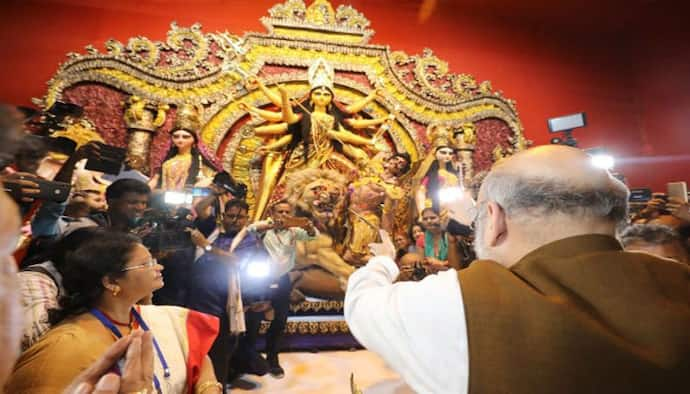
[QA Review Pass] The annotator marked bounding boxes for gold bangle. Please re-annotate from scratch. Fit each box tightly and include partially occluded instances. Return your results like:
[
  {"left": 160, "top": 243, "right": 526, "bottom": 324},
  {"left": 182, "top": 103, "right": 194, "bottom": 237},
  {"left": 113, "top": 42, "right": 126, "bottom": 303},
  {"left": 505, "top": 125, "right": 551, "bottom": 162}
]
[{"left": 195, "top": 381, "right": 223, "bottom": 394}]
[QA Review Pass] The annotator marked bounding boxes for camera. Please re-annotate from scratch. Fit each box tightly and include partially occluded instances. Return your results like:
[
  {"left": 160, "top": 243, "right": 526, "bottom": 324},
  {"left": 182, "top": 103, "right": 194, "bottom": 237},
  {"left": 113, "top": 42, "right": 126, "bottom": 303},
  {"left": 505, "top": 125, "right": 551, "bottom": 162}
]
[
  {"left": 135, "top": 207, "right": 195, "bottom": 253},
  {"left": 213, "top": 171, "right": 247, "bottom": 199},
  {"left": 412, "top": 262, "right": 427, "bottom": 281}
]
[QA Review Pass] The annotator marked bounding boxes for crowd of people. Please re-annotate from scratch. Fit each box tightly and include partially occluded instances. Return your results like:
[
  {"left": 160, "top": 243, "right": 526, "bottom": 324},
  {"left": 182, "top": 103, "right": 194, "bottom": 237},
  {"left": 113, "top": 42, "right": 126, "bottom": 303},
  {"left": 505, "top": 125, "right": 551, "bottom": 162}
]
[{"left": 0, "top": 100, "right": 689, "bottom": 394}]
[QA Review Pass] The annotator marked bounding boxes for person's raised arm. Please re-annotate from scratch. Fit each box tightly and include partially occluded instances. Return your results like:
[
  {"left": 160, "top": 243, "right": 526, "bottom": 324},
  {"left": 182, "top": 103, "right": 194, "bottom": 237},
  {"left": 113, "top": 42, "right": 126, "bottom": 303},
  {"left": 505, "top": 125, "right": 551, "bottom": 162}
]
[{"left": 344, "top": 230, "right": 469, "bottom": 393}]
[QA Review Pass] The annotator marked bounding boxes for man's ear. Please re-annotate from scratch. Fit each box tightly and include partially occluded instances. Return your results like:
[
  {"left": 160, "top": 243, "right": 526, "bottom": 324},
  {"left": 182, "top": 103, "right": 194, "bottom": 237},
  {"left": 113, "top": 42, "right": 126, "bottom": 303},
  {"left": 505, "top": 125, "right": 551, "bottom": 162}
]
[{"left": 486, "top": 201, "right": 507, "bottom": 247}]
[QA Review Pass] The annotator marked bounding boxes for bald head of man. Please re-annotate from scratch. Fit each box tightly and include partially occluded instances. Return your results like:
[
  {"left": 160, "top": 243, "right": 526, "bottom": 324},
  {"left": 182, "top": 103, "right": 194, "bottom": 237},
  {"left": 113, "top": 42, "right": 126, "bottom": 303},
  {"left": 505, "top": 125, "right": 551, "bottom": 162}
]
[{"left": 473, "top": 145, "right": 629, "bottom": 267}]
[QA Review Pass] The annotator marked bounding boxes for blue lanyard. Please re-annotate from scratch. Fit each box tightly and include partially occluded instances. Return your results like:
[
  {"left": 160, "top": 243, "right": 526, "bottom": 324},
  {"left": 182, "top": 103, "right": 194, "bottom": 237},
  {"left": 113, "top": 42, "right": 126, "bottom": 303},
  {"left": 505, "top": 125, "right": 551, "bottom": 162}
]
[{"left": 90, "top": 308, "right": 170, "bottom": 393}]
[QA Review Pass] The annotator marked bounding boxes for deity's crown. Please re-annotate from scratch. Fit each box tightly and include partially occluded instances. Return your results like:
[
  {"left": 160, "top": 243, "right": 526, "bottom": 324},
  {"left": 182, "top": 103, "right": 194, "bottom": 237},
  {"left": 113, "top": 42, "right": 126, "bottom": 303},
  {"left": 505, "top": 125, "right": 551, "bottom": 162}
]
[
  {"left": 428, "top": 123, "right": 453, "bottom": 149},
  {"left": 173, "top": 102, "right": 203, "bottom": 133},
  {"left": 308, "top": 58, "right": 335, "bottom": 90}
]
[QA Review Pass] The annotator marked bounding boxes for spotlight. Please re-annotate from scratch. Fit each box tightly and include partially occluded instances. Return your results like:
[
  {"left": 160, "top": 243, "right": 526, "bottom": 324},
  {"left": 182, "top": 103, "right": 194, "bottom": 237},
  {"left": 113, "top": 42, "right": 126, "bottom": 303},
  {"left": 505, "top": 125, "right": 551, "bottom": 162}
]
[
  {"left": 245, "top": 259, "right": 271, "bottom": 279},
  {"left": 438, "top": 186, "right": 464, "bottom": 205},
  {"left": 163, "top": 191, "right": 193, "bottom": 205},
  {"left": 585, "top": 147, "right": 615, "bottom": 170}
]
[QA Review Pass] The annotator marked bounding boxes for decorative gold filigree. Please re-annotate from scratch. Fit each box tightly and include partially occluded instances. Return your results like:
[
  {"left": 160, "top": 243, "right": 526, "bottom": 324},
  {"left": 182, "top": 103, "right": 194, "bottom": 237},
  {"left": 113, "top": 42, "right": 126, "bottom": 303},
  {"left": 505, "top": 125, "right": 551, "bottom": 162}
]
[
  {"left": 290, "top": 300, "right": 344, "bottom": 313},
  {"left": 389, "top": 48, "right": 505, "bottom": 107},
  {"left": 262, "top": 0, "right": 374, "bottom": 44},
  {"left": 259, "top": 320, "right": 351, "bottom": 335},
  {"left": 41, "top": 22, "right": 246, "bottom": 109},
  {"left": 306, "top": 0, "right": 336, "bottom": 25},
  {"left": 40, "top": 0, "right": 527, "bottom": 191}
]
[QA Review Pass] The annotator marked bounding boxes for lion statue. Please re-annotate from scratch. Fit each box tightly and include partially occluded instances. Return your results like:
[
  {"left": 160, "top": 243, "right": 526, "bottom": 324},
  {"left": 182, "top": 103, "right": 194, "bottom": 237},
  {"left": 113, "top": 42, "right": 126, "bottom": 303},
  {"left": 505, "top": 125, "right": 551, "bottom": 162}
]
[{"left": 283, "top": 168, "right": 355, "bottom": 299}]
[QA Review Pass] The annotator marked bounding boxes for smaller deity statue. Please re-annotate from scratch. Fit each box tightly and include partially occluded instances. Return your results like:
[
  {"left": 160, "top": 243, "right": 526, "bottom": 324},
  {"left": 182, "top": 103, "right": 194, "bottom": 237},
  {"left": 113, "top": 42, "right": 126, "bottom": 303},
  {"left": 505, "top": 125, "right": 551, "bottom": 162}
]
[
  {"left": 453, "top": 123, "right": 476, "bottom": 185},
  {"left": 149, "top": 103, "right": 222, "bottom": 191},
  {"left": 122, "top": 96, "right": 168, "bottom": 174},
  {"left": 413, "top": 123, "right": 462, "bottom": 216},
  {"left": 343, "top": 151, "right": 412, "bottom": 266}
]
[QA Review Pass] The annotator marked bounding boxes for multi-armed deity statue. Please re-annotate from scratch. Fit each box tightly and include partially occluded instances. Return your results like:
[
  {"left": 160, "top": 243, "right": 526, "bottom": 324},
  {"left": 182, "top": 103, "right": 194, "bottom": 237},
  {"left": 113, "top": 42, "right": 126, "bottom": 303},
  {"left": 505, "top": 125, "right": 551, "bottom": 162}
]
[
  {"left": 36, "top": 0, "right": 529, "bottom": 302},
  {"left": 242, "top": 58, "right": 392, "bottom": 221}
]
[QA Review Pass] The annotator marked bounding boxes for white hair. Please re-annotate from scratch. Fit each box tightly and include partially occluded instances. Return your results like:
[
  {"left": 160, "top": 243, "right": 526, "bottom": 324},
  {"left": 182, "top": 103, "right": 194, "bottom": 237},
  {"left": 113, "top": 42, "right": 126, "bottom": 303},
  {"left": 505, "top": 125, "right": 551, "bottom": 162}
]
[{"left": 479, "top": 172, "right": 630, "bottom": 226}]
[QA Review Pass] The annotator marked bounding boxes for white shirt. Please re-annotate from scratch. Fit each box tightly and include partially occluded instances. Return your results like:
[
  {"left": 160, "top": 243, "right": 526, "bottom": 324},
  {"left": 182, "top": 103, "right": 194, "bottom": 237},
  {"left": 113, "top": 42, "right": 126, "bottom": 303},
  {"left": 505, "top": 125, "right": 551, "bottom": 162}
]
[
  {"left": 344, "top": 256, "right": 469, "bottom": 394},
  {"left": 247, "top": 220, "right": 318, "bottom": 277}
]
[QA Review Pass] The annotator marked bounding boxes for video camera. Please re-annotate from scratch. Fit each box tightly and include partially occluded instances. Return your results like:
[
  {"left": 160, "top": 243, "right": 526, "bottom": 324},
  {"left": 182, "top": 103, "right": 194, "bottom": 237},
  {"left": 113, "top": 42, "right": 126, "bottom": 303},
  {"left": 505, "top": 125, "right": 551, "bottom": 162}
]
[
  {"left": 162, "top": 171, "right": 248, "bottom": 205},
  {"left": 135, "top": 207, "right": 195, "bottom": 253},
  {"left": 212, "top": 171, "right": 247, "bottom": 199}
]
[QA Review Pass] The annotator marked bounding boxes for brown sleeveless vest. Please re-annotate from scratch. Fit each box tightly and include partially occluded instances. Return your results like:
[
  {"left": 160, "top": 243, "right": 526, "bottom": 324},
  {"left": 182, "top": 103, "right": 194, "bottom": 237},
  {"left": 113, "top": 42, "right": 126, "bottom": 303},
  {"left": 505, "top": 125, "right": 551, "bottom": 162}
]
[{"left": 458, "top": 235, "right": 690, "bottom": 394}]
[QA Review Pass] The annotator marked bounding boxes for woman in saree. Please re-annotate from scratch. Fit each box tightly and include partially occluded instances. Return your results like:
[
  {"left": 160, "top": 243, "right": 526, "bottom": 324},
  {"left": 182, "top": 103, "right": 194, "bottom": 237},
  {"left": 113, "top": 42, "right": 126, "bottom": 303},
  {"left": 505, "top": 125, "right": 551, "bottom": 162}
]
[{"left": 6, "top": 231, "right": 221, "bottom": 394}]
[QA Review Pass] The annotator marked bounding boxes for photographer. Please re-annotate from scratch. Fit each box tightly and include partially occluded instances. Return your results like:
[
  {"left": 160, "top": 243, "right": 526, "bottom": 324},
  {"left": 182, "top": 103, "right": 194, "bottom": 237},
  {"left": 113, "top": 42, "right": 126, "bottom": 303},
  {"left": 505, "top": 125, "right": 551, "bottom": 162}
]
[
  {"left": 246, "top": 200, "right": 318, "bottom": 378},
  {"left": 633, "top": 193, "right": 689, "bottom": 230},
  {"left": 89, "top": 178, "right": 151, "bottom": 232},
  {"left": 28, "top": 142, "right": 103, "bottom": 238},
  {"left": 186, "top": 199, "right": 271, "bottom": 391}
]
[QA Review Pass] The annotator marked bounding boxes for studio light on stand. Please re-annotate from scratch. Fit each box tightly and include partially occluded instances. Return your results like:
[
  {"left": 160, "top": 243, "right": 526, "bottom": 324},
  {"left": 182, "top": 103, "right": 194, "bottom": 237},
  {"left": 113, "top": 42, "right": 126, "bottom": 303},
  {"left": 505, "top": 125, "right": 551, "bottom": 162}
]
[{"left": 548, "top": 112, "right": 586, "bottom": 147}]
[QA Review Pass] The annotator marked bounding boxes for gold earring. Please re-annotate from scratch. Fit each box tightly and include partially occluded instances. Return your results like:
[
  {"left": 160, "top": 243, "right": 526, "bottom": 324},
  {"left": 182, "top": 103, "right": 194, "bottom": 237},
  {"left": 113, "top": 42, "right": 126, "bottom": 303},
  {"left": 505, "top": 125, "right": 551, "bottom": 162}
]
[{"left": 112, "top": 286, "right": 120, "bottom": 297}]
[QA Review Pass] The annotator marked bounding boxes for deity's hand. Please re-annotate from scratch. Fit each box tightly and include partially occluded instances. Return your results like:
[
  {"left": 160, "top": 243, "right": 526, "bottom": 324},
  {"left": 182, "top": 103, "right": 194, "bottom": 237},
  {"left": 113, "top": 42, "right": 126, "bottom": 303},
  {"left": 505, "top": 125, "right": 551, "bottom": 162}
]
[
  {"left": 255, "top": 146, "right": 269, "bottom": 157},
  {"left": 245, "top": 76, "right": 259, "bottom": 90},
  {"left": 372, "top": 137, "right": 389, "bottom": 153}
]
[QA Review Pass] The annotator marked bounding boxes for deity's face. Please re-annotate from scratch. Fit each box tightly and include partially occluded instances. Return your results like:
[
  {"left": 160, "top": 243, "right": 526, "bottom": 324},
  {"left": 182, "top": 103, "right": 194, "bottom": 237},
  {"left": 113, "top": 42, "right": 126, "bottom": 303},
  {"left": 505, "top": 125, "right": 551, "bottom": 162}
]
[
  {"left": 310, "top": 87, "right": 333, "bottom": 109},
  {"left": 435, "top": 146, "right": 455, "bottom": 165},
  {"left": 384, "top": 155, "right": 410, "bottom": 177},
  {"left": 171, "top": 129, "right": 195, "bottom": 152}
]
